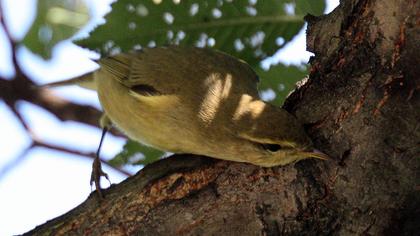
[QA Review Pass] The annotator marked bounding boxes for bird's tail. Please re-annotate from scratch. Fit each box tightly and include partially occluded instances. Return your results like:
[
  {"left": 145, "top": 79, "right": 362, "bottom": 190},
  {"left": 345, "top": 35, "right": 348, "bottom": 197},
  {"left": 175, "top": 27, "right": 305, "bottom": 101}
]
[{"left": 39, "top": 72, "right": 97, "bottom": 90}]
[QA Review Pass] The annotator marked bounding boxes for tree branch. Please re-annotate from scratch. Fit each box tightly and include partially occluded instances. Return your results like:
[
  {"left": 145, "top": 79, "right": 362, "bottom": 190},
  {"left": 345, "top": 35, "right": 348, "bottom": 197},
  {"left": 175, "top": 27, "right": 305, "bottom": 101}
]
[
  {"left": 0, "top": 0, "right": 24, "bottom": 80},
  {"left": 32, "top": 138, "right": 132, "bottom": 177}
]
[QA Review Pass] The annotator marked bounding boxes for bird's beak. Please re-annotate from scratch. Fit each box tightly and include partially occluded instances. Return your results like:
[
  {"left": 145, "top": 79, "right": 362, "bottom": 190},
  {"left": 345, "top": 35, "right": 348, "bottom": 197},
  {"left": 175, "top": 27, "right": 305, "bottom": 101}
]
[{"left": 300, "top": 149, "right": 329, "bottom": 160}]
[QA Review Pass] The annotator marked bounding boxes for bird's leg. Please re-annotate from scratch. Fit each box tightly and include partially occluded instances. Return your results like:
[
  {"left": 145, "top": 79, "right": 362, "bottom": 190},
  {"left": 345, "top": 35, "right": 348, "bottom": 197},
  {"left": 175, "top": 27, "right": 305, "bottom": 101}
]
[{"left": 90, "top": 115, "right": 112, "bottom": 199}]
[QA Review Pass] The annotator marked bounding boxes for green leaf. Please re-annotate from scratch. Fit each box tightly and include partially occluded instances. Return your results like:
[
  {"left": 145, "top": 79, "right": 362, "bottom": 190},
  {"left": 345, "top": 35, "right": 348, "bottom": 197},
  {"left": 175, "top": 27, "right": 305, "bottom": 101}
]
[
  {"left": 294, "top": 0, "right": 326, "bottom": 16},
  {"left": 22, "top": 0, "right": 90, "bottom": 59},
  {"left": 108, "top": 140, "right": 165, "bottom": 167},
  {"left": 256, "top": 64, "right": 308, "bottom": 106},
  {"left": 77, "top": 0, "right": 324, "bottom": 66}
]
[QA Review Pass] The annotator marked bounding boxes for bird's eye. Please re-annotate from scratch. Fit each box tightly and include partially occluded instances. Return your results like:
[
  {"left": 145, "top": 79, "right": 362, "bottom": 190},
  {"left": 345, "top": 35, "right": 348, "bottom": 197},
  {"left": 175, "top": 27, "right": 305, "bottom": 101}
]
[
  {"left": 261, "top": 143, "right": 282, "bottom": 152},
  {"left": 130, "top": 84, "right": 160, "bottom": 96}
]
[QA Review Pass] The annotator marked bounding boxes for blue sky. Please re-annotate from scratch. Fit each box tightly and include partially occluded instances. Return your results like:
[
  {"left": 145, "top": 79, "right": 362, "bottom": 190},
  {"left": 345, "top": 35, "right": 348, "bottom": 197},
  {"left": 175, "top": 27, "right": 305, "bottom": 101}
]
[{"left": 0, "top": 0, "right": 339, "bottom": 235}]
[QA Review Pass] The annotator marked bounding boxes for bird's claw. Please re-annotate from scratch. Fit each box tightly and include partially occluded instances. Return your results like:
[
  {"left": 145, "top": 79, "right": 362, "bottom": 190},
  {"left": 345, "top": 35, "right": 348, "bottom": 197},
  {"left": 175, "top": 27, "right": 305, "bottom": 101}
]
[{"left": 90, "top": 156, "right": 110, "bottom": 199}]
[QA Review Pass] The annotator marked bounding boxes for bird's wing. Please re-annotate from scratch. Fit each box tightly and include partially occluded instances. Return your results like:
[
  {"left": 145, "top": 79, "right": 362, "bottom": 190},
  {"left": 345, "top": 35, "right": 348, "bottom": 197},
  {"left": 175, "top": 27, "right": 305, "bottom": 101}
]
[
  {"left": 98, "top": 47, "right": 260, "bottom": 97},
  {"left": 98, "top": 52, "right": 162, "bottom": 96},
  {"left": 98, "top": 53, "right": 132, "bottom": 84}
]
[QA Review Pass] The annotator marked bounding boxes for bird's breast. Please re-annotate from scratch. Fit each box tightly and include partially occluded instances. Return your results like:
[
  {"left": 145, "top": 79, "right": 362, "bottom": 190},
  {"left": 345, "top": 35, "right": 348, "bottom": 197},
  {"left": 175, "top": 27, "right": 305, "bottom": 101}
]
[{"left": 95, "top": 71, "right": 200, "bottom": 153}]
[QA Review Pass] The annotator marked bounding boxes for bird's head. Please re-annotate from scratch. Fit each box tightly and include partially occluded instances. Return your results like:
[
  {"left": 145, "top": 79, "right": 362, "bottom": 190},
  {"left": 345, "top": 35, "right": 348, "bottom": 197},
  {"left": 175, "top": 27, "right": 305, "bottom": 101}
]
[
  {"left": 232, "top": 97, "right": 328, "bottom": 167},
  {"left": 238, "top": 130, "right": 328, "bottom": 167}
]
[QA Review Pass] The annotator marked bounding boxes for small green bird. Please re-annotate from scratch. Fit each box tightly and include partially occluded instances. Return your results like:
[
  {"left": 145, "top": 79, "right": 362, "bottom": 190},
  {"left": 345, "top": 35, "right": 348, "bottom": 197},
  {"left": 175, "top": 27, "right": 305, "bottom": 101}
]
[{"left": 45, "top": 46, "right": 327, "bottom": 195}]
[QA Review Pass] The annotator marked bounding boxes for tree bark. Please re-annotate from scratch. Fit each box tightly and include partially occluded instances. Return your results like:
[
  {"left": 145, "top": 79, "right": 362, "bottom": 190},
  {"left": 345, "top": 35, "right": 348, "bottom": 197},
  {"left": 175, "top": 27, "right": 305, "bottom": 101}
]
[{"left": 24, "top": 0, "right": 419, "bottom": 235}]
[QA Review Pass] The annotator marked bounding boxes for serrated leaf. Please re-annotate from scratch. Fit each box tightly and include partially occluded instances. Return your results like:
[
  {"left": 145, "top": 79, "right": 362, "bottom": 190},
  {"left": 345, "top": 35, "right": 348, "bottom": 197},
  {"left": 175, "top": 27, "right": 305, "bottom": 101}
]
[
  {"left": 256, "top": 64, "right": 308, "bottom": 106},
  {"left": 108, "top": 140, "right": 165, "bottom": 167},
  {"left": 22, "top": 0, "right": 90, "bottom": 59},
  {"left": 77, "top": 0, "right": 324, "bottom": 66}
]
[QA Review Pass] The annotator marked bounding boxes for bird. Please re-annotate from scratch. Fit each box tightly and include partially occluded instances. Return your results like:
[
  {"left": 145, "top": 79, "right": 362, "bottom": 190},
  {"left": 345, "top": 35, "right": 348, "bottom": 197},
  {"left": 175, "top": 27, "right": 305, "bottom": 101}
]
[{"left": 44, "top": 46, "right": 327, "bottom": 196}]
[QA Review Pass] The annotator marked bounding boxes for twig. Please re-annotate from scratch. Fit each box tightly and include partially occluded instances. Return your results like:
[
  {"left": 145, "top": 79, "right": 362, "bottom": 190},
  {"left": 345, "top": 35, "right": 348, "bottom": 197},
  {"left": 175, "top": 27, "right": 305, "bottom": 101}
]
[
  {"left": 0, "top": 79, "right": 124, "bottom": 137},
  {"left": 0, "top": 139, "right": 132, "bottom": 182},
  {"left": 0, "top": 1, "right": 24, "bottom": 79},
  {"left": 33, "top": 138, "right": 132, "bottom": 177},
  {"left": 0, "top": 144, "right": 33, "bottom": 179},
  {"left": 7, "top": 101, "right": 31, "bottom": 132},
  {"left": 0, "top": 2, "right": 14, "bottom": 43}
]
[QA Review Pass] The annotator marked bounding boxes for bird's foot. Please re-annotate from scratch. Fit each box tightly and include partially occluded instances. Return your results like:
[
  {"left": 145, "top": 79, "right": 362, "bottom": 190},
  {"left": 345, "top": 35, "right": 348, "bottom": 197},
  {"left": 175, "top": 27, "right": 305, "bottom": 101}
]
[{"left": 90, "top": 156, "right": 110, "bottom": 199}]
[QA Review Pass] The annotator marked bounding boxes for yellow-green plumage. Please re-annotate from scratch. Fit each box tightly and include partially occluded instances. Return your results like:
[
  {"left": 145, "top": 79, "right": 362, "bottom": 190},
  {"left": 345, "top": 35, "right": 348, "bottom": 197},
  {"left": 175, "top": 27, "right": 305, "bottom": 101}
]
[{"left": 46, "top": 46, "right": 327, "bottom": 167}]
